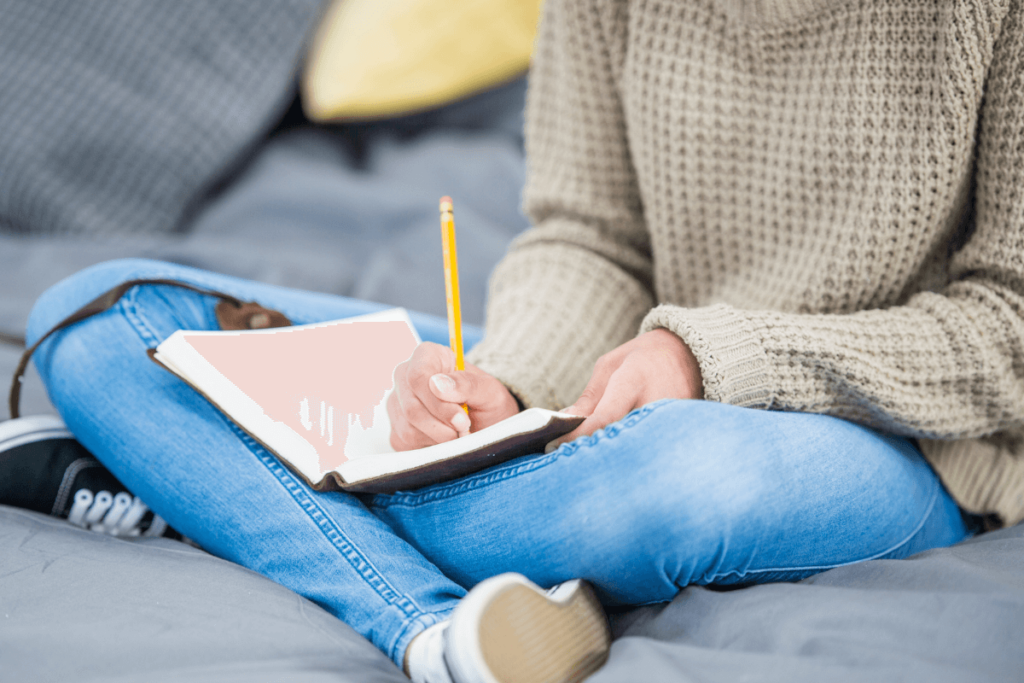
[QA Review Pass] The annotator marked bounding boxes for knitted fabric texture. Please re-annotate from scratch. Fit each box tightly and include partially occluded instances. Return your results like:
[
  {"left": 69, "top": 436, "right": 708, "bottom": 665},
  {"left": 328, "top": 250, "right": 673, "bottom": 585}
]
[
  {"left": 0, "top": 0, "right": 324, "bottom": 236},
  {"left": 468, "top": 0, "right": 1024, "bottom": 525}
]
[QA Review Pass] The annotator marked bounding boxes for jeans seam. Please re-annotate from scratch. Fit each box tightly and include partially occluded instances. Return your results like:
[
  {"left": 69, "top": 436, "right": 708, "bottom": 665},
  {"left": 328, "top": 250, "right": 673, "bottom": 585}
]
[
  {"left": 701, "top": 474, "right": 942, "bottom": 584},
  {"left": 224, "top": 422, "right": 425, "bottom": 619},
  {"left": 374, "top": 400, "right": 673, "bottom": 509},
  {"left": 121, "top": 286, "right": 165, "bottom": 348},
  {"left": 118, "top": 280, "right": 430, "bottom": 628},
  {"left": 389, "top": 612, "right": 450, "bottom": 666},
  {"left": 109, "top": 267, "right": 310, "bottom": 331}
]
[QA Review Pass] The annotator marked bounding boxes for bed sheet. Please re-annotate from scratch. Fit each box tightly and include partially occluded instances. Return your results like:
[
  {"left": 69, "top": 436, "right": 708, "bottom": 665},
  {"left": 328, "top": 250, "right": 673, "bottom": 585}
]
[{"left": 2, "top": 504, "right": 1021, "bottom": 683}]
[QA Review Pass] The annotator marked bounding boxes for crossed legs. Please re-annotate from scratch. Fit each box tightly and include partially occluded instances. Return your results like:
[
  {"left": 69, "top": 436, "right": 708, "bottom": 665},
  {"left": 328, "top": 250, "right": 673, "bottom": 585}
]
[{"left": 27, "top": 259, "right": 971, "bottom": 666}]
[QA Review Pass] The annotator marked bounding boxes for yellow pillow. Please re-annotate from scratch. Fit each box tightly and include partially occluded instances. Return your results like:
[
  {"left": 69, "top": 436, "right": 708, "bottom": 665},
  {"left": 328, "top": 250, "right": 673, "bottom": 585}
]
[{"left": 302, "top": 0, "right": 543, "bottom": 122}]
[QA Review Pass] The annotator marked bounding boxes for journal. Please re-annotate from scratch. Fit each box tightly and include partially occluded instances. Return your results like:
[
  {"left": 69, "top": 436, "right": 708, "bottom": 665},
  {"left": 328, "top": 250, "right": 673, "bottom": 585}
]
[{"left": 150, "top": 308, "right": 581, "bottom": 493}]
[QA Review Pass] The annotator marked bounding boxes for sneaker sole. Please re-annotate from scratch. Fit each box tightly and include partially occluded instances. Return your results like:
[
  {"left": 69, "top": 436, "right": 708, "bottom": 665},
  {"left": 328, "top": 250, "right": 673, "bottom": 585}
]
[
  {"left": 449, "top": 575, "right": 611, "bottom": 683},
  {"left": 0, "top": 415, "right": 72, "bottom": 452}
]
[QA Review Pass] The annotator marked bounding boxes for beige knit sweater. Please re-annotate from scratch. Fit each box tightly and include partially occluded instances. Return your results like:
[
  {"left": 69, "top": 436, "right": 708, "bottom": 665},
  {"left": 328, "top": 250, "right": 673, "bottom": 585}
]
[{"left": 467, "top": 0, "right": 1024, "bottom": 526}]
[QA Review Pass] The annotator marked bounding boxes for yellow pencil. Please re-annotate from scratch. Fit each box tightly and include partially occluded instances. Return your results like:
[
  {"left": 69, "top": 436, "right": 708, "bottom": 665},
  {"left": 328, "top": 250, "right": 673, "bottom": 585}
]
[{"left": 439, "top": 196, "right": 469, "bottom": 414}]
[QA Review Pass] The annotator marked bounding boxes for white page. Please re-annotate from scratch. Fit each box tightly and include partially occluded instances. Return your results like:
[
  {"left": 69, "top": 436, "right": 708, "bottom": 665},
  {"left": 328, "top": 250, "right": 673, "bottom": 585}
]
[{"left": 154, "top": 308, "right": 419, "bottom": 483}]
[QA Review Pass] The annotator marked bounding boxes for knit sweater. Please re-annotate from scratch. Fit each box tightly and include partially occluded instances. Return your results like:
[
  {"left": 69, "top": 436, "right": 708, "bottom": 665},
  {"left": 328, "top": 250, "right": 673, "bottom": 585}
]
[{"left": 467, "top": 0, "right": 1024, "bottom": 526}]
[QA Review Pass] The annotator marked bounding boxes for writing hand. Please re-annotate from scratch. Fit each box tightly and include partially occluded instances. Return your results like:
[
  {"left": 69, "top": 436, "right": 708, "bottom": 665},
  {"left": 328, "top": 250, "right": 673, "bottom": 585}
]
[
  {"left": 550, "top": 329, "right": 703, "bottom": 449},
  {"left": 387, "top": 342, "right": 520, "bottom": 451}
]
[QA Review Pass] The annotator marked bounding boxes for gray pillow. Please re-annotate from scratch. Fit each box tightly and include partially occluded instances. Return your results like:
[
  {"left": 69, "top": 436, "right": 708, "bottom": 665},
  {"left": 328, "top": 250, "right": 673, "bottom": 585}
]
[{"left": 0, "top": 1, "right": 323, "bottom": 237}]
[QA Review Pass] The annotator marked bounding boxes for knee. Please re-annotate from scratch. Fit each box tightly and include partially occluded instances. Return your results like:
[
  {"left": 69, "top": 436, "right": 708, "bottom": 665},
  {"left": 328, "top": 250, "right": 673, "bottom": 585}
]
[
  {"left": 558, "top": 476, "right": 724, "bottom": 602},
  {"left": 558, "top": 401, "right": 770, "bottom": 577},
  {"left": 27, "top": 258, "right": 173, "bottom": 345},
  {"left": 587, "top": 400, "right": 769, "bottom": 518},
  {"left": 582, "top": 456, "right": 755, "bottom": 555}
]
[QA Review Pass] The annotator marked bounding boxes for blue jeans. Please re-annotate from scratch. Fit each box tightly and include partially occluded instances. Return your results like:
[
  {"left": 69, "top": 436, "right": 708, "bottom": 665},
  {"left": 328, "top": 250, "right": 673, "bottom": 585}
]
[{"left": 27, "top": 259, "right": 972, "bottom": 668}]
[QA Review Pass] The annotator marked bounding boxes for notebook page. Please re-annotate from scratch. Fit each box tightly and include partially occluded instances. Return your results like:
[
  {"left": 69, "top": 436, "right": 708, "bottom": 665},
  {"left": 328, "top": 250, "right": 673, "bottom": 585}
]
[{"left": 155, "top": 308, "right": 419, "bottom": 481}]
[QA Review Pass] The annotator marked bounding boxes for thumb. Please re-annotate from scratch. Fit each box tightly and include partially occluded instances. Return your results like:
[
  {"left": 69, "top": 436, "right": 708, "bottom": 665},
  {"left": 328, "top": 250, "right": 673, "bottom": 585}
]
[
  {"left": 428, "top": 371, "right": 480, "bottom": 406},
  {"left": 563, "top": 351, "right": 624, "bottom": 417},
  {"left": 563, "top": 372, "right": 608, "bottom": 418}
]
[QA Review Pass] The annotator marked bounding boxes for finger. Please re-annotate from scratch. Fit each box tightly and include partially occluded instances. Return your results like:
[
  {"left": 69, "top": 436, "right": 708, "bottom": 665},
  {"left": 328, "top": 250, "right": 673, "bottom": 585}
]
[
  {"left": 428, "top": 370, "right": 489, "bottom": 407},
  {"left": 387, "top": 389, "right": 455, "bottom": 451},
  {"left": 390, "top": 405, "right": 457, "bottom": 450},
  {"left": 390, "top": 359, "right": 408, "bottom": 403},
  {"left": 549, "top": 370, "right": 639, "bottom": 450},
  {"left": 387, "top": 390, "right": 416, "bottom": 451},
  {"left": 395, "top": 342, "right": 470, "bottom": 434},
  {"left": 428, "top": 373, "right": 472, "bottom": 435},
  {"left": 387, "top": 390, "right": 414, "bottom": 451},
  {"left": 393, "top": 355, "right": 462, "bottom": 447},
  {"left": 396, "top": 370, "right": 461, "bottom": 446},
  {"left": 431, "top": 367, "right": 528, "bottom": 433},
  {"left": 563, "top": 350, "right": 624, "bottom": 417},
  {"left": 389, "top": 361, "right": 439, "bottom": 449},
  {"left": 404, "top": 351, "right": 469, "bottom": 426},
  {"left": 580, "top": 382, "right": 639, "bottom": 439}
]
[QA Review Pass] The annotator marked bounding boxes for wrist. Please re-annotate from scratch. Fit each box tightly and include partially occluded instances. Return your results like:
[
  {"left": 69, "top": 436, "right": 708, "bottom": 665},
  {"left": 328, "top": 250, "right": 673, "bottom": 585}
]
[
  {"left": 508, "top": 389, "right": 527, "bottom": 412},
  {"left": 640, "top": 303, "right": 774, "bottom": 408},
  {"left": 649, "top": 328, "right": 704, "bottom": 400}
]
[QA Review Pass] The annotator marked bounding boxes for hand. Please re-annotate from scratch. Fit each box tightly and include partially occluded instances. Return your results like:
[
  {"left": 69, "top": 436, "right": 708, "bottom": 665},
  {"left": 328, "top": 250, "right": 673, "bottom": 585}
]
[
  {"left": 387, "top": 342, "right": 521, "bottom": 451},
  {"left": 551, "top": 329, "right": 703, "bottom": 448}
]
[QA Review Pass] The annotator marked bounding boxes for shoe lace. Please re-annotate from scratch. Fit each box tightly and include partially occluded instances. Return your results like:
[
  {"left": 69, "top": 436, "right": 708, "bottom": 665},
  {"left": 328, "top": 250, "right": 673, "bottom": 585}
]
[{"left": 66, "top": 488, "right": 168, "bottom": 537}]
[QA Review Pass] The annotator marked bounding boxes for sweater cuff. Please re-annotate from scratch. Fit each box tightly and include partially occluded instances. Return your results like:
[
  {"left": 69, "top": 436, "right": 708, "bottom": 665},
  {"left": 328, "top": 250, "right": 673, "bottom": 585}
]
[{"left": 640, "top": 304, "right": 776, "bottom": 409}]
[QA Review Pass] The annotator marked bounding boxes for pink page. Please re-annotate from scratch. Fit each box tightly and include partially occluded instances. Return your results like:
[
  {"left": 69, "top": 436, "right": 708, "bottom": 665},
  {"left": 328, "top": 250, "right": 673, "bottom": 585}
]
[{"left": 185, "top": 320, "right": 418, "bottom": 471}]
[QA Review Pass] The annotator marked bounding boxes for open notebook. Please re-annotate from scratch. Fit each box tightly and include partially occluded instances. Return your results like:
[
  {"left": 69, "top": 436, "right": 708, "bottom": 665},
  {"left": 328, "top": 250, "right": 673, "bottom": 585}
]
[{"left": 149, "top": 309, "right": 582, "bottom": 493}]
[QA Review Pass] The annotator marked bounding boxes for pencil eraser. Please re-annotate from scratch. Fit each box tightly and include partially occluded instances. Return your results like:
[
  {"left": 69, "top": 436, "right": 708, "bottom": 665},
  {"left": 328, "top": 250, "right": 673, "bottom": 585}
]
[{"left": 439, "top": 196, "right": 453, "bottom": 210}]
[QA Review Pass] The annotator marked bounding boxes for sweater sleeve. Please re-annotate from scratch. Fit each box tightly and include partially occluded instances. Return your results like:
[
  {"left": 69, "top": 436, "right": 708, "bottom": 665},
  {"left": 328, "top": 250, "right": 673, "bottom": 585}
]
[
  {"left": 466, "top": 0, "right": 655, "bottom": 409},
  {"left": 641, "top": 5, "right": 1024, "bottom": 440}
]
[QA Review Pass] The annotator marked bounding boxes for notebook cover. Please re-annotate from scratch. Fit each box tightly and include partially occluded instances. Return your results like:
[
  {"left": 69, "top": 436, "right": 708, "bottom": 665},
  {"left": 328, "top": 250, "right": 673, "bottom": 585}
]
[
  {"left": 319, "top": 413, "right": 583, "bottom": 493},
  {"left": 147, "top": 349, "right": 583, "bottom": 494}
]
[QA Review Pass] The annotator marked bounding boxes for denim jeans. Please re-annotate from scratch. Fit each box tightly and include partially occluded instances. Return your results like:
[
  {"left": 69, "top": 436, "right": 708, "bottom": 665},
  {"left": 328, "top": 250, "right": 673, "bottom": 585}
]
[{"left": 27, "top": 259, "right": 972, "bottom": 668}]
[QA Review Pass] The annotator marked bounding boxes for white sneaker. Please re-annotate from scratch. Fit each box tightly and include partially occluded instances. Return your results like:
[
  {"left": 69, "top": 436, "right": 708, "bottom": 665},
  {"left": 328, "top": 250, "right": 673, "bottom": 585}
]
[{"left": 408, "top": 573, "right": 611, "bottom": 683}]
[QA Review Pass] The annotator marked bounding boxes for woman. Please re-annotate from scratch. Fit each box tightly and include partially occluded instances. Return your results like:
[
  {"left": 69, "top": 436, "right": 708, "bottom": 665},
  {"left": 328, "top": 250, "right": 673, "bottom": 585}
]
[{"left": 21, "top": 1, "right": 1024, "bottom": 682}]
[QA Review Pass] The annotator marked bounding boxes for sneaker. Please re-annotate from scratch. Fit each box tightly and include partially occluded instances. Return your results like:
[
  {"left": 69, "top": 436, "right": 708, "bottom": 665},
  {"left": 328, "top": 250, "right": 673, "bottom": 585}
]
[
  {"left": 0, "top": 415, "right": 174, "bottom": 537},
  {"left": 407, "top": 573, "right": 611, "bottom": 683}
]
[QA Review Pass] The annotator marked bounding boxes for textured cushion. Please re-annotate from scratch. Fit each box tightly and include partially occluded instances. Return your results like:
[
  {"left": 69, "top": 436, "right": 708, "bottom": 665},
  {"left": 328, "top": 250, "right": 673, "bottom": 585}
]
[
  {"left": 0, "top": 1, "right": 323, "bottom": 236},
  {"left": 302, "top": 0, "right": 542, "bottom": 121}
]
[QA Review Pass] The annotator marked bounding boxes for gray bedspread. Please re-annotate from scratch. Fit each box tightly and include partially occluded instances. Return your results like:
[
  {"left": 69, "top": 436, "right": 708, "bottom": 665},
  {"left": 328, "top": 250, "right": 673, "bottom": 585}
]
[{"left": 2, "top": 504, "right": 1021, "bottom": 683}]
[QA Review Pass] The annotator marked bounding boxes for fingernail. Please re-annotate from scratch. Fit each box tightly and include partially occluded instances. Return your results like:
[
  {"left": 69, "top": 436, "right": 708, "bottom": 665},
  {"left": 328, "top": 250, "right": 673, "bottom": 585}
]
[
  {"left": 452, "top": 411, "right": 470, "bottom": 432},
  {"left": 560, "top": 405, "right": 577, "bottom": 415},
  {"left": 545, "top": 440, "right": 560, "bottom": 454},
  {"left": 431, "top": 374, "right": 456, "bottom": 395}
]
